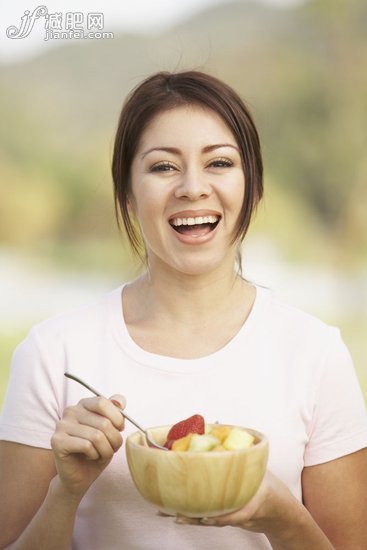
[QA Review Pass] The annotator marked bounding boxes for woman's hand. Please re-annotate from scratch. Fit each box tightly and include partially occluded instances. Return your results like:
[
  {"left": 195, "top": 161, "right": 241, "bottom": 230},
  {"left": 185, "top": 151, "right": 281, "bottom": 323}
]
[
  {"left": 197, "top": 470, "right": 295, "bottom": 533},
  {"left": 176, "top": 471, "right": 315, "bottom": 542},
  {"left": 175, "top": 470, "right": 334, "bottom": 548},
  {"left": 51, "top": 394, "right": 126, "bottom": 500},
  {"left": 174, "top": 471, "right": 283, "bottom": 529}
]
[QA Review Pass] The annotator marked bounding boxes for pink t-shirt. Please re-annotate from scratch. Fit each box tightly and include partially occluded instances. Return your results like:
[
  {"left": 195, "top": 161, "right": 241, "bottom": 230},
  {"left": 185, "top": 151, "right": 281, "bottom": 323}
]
[{"left": 1, "top": 285, "right": 366, "bottom": 549}]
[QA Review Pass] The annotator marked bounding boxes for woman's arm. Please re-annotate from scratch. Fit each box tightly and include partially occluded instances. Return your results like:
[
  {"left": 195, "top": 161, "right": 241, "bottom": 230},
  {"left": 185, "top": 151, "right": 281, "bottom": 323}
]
[
  {"left": 0, "top": 443, "right": 81, "bottom": 550},
  {"left": 0, "top": 442, "right": 58, "bottom": 548},
  {"left": 302, "top": 447, "right": 367, "bottom": 549},
  {"left": 0, "top": 394, "right": 125, "bottom": 549},
  {"left": 0, "top": 444, "right": 81, "bottom": 550}
]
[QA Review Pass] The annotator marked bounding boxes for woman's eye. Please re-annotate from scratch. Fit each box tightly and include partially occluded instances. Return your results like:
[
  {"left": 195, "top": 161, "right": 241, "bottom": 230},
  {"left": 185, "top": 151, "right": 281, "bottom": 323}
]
[
  {"left": 150, "top": 162, "right": 176, "bottom": 172},
  {"left": 209, "top": 158, "right": 233, "bottom": 168}
]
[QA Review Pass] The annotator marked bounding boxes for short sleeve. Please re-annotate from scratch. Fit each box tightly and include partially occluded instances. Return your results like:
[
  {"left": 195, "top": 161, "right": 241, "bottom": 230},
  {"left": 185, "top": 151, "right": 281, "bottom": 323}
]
[
  {"left": 304, "top": 328, "right": 367, "bottom": 466},
  {"left": 0, "top": 327, "right": 64, "bottom": 449}
]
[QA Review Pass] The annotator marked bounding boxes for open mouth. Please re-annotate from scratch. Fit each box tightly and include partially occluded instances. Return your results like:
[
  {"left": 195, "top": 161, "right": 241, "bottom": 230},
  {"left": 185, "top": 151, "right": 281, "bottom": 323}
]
[{"left": 169, "top": 215, "right": 221, "bottom": 236}]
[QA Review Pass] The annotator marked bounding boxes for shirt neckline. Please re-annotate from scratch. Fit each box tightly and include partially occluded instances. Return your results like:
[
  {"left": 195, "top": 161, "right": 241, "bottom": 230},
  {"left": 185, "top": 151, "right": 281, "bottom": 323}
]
[{"left": 109, "top": 282, "right": 266, "bottom": 373}]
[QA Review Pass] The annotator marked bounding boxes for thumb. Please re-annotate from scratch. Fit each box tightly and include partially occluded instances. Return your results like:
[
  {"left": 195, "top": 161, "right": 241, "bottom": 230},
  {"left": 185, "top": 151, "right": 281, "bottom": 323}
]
[{"left": 109, "top": 394, "right": 127, "bottom": 409}]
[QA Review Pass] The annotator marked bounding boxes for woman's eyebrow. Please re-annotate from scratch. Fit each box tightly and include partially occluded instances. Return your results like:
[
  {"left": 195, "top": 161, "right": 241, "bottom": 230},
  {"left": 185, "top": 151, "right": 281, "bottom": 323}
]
[
  {"left": 202, "top": 143, "right": 240, "bottom": 153},
  {"left": 141, "top": 146, "right": 180, "bottom": 159},
  {"left": 141, "top": 143, "right": 239, "bottom": 159}
]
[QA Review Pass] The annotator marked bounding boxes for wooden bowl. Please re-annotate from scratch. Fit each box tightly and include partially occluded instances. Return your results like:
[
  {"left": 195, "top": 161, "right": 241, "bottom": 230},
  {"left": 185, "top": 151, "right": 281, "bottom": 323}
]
[{"left": 125, "top": 424, "right": 269, "bottom": 518}]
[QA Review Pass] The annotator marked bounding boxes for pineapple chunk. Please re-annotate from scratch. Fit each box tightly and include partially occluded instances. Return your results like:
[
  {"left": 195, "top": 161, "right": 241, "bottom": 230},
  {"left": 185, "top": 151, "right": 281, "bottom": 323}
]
[
  {"left": 171, "top": 433, "right": 193, "bottom": 451},
  {"left": 209, "top": 426, "right": 232, "bottom": 443},
  {"left": 188, "top": 434, "right": 220, "bottom": 452},
  {"left": 223, "top": 428, "right": 255, "bottom": 450}
]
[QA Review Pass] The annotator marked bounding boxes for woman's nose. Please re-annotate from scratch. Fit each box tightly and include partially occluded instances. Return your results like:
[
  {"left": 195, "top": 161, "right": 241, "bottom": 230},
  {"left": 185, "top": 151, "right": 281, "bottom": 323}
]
[{"left": 174, "top": 169, "right": 212, "bottom": 201}]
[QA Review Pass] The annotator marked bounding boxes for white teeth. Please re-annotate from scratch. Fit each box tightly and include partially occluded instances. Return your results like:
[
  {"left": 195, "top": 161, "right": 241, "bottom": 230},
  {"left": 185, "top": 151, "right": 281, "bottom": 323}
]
[{"left": 171, "top": 215, "right": 219, "bottom": 227}]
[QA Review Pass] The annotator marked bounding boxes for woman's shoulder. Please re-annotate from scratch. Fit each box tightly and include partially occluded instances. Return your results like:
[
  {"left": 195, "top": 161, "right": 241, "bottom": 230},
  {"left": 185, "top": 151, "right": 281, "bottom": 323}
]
[
  {"left": 27, "top": 285, "right": 123, "bottom": 345},
  {"left": 255, "top": 284, "right": 340, "bottom": 344}
]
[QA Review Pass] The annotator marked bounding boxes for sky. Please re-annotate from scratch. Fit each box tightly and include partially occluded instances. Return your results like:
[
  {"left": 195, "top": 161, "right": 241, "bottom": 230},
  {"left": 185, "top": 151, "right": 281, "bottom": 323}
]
[{"left": 0, "top": 0, "right": 304, "bottom": 64}]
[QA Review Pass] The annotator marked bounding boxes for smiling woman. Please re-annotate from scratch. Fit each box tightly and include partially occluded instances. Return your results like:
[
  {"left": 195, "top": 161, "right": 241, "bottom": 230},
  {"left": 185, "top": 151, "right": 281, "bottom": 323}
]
[
  {"left": 0, "top": 71, "right": 366, "bottom": 550},
  {"left": 124, "top": 104, "right": 247, "bottom": 278}
]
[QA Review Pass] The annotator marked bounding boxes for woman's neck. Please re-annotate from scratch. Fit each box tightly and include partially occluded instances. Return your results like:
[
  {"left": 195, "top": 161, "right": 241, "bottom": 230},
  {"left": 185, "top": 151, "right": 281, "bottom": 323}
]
[
  {"left": 122, "top": 259, "right": 256, "bottom": 358},
  {"left": 126, "top": 261, "right": 252, "bottom": 328}
]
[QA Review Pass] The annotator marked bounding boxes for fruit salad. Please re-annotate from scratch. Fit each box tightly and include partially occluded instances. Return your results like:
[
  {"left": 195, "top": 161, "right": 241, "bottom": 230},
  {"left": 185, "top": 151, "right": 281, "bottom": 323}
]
[{"left": 164, "top": 414, "right": 255, "bottom": 452}]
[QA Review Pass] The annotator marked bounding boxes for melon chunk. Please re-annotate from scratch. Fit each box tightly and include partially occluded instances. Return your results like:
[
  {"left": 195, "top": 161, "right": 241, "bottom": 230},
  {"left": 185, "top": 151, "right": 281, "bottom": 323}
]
[
  {"left": 188, "top": 434, "right": 220, "bottom": 452},
  {"left": 223, "top": 427, "right": 255, "bottom": 450}
]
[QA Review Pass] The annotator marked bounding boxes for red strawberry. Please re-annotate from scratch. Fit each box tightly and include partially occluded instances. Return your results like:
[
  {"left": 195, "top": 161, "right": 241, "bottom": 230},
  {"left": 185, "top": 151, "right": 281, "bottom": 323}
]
[{"left": 164, "top": 414, "right": 205, "bottom": 449}]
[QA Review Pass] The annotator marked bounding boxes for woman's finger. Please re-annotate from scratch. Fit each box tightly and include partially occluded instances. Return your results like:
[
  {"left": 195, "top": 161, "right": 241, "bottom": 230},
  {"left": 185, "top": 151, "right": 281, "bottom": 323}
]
[
  {"left": 199, "top": 510, "right": 245, "bottom": 527},
  {"left": 67, "top": 408, "right": 123, "bottom": 452},
  {"left": 109, "top": 394, "right": 126, "bottom": 431},
  {"left": 51, "top": 429, "right": 100, "bottom": 461},
  {"left": 54, "top": 421, "right": 120, "bottom": 460},
  {"left": 109, "top": 394, "right": 126, "bottom": 409},
  {"left": 78, "top": 396, "right": 125, "bottom": 430},
  {"left": 175, "top": 514, "right": 201, "bottom": 525}
]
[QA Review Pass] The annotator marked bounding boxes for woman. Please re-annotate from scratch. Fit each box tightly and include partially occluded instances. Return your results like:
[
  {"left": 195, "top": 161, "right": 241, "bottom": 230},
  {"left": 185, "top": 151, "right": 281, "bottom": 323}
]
[{"left": 0, "top": 71, "right": 366, "bottom": 549}]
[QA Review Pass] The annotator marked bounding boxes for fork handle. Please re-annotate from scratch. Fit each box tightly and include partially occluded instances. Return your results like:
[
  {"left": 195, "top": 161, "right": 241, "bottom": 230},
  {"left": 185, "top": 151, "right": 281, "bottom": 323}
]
[{"left": 64, "top": 373, "right": 147, "bottom": 435}]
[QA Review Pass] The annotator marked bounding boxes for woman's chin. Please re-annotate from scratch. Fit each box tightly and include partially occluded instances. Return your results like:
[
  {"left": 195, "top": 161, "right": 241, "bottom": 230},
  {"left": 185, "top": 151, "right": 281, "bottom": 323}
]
[
  {"left": 146, "top": 243, "right": 238, "bottom": 278},
  {"left": 165, "top": 256, "right": 235, "bottom": 278}
]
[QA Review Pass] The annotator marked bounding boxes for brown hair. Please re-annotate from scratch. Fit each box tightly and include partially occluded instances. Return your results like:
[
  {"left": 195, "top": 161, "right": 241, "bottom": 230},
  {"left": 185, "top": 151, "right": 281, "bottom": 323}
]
[{"left": 112, "top": 70, "right": 263, "bottom": 257}]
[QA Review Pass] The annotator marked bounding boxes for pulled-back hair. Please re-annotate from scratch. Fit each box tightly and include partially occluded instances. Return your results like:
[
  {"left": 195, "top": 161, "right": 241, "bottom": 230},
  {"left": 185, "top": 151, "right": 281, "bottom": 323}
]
[{"left": 112, "top": 70, "right": 263, "bottom": 257}]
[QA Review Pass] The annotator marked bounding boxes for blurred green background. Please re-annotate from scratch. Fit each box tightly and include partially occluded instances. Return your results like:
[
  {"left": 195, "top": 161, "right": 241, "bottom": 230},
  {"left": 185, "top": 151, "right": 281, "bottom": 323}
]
[{"left": 1, "top": 0, "right": 366, "bottom": 405}]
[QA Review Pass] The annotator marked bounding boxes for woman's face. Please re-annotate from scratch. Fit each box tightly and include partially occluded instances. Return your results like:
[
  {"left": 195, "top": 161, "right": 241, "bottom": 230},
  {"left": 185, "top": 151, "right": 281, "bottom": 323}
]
[{"left": 129, "top": 104, "right": 245, "bottom": 276}]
